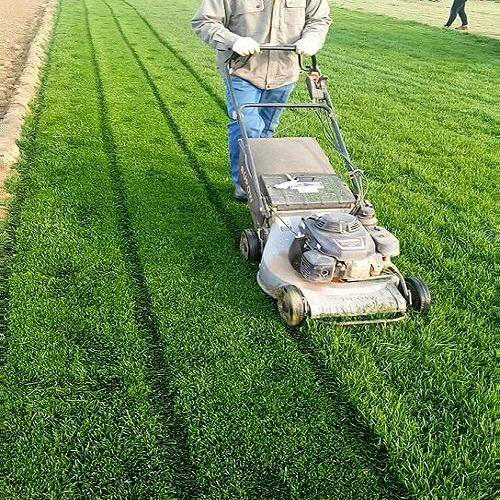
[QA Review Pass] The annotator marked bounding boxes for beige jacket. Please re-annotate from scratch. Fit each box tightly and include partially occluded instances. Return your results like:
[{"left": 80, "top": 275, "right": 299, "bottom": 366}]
[{"left": 191, "top": 0, "right": 331, "bottom": 89}]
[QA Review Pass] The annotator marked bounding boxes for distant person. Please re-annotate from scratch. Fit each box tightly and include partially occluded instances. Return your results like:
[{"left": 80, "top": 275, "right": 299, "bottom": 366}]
[{"left": 444, "top": 0, "right": 468, "bottom": 30}]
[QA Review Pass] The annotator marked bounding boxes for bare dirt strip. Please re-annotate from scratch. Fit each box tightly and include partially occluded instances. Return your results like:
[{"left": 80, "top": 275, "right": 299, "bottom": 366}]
[
  {"left": 0, "top": 0, "right": 57, "bottom": 214},
  {"left": 333, "top": 0, "right": 500, "bottom": 39},
  {"left": 0, "top": 0, "right": 49, "bottom": 118}
]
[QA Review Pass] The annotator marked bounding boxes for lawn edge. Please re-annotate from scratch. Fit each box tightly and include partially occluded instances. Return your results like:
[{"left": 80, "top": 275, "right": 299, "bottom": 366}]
[{"left": 0, "top": 0, "right": 59, "bottom": 217}]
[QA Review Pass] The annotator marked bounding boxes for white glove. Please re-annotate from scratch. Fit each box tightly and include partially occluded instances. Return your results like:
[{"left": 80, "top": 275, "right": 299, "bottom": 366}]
[
  {"left": 232, "top": 37, "right": 261, "bottom": 56},
  {"left": 295, "top": 37, "right": 322, "bottom": 57}
]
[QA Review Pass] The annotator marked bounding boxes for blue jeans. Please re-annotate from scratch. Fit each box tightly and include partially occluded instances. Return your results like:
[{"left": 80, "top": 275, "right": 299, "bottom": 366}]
[{"left": 224, "top": 77, "right": 295, "bottom": 186}]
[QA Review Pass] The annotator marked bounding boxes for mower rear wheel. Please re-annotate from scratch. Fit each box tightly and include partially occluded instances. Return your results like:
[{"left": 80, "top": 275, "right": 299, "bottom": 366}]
[
  {"left": 405, "top": 277, "right": 431, "bottom": 313},
  {"left": 240, "top": 229, "right": 261, "bottom": 262},
  {"left": 277, "top": 285, "right": 309, "bottom": 327}
]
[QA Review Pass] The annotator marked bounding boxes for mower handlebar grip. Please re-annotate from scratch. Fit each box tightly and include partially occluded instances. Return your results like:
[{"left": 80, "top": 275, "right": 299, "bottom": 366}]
[
  {"left": 259, "top": 44, "right": 297, "bottom": 51},
  {"left": 226, "top": 45, "right": 296, "bottom": 64}
]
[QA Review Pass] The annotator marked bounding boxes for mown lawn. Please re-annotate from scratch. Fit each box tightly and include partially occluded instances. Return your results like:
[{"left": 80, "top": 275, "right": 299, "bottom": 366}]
[{"left": 0, "top": 0, "right": 498, "bottom": 498}]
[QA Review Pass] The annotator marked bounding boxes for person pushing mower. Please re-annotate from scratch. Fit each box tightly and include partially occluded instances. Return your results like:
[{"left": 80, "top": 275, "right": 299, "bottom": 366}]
[{"left": 192, "top": 0, "right": 331, "bottom": 201}]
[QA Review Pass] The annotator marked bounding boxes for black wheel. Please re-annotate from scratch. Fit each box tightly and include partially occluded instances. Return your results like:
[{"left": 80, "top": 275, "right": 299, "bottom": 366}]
[
  {"left": 240, "top": 229, "right": 261, "bottom": 262},
  {"left": 404, "top": 277, "right": 431, "bottom": 313},
  {"left": 277, "top": 285, "right": 309, "bottom": 327}
]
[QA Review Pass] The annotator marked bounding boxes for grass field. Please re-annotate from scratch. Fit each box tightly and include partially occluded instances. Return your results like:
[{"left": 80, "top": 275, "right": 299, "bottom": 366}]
[{"left": 0, "top": 0, "right": 498, "bottom": 498}]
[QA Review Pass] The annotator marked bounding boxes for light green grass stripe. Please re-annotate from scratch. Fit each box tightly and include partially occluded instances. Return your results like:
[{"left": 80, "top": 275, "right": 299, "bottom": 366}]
[{"left": 0, "top": 0, "right": 181, "bottom": 496}]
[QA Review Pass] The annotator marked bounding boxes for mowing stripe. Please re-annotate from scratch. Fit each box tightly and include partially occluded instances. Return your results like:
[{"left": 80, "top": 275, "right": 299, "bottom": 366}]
[
  {"left": 118, "top": 0, "right": 226, "bottom": 113},
  {"left": 0, "top": 2, "right": 62, "bottom": 367},
  {"left": 82, "top": 0, "right": 201, "bottom": 496},
  {"left": 102, "top": 0, "right": 238, "bottom": 238}
]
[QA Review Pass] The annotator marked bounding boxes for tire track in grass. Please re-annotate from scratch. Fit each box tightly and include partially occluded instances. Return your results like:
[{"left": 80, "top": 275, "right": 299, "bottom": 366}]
[
  {"left": 288, "top": 325, "right": 411, "bottom": 500},
  {"left": 82, "top": 1, "right": 201, "bottom": 496},
  {"left": 0, "top": 1, "right": 61, "bottom": 367},
  {"left": 86, "top": 3, "right": 291, "bottom": 498},
  {"left": 100, "top": 2, "right": 412, "bottom": 497}
]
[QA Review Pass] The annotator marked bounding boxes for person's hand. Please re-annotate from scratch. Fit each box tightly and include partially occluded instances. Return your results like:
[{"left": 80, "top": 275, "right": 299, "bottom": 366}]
[
  {"left": 232, "top": 37, "right": 261, "bottom": 56},
  {"left": 296, "top": 37, "right": 322, "bottom": 57}
]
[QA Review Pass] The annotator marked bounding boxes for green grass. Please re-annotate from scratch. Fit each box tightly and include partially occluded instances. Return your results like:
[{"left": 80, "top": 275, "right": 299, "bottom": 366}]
[{"left": 0, "top": 0, "right": 498, "bottom": 498}]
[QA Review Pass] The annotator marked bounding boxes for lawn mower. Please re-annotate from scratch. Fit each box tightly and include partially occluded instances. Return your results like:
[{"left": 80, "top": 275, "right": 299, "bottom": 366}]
[{"left": 226, "top": 45, "right": 430, "bottom": 326}]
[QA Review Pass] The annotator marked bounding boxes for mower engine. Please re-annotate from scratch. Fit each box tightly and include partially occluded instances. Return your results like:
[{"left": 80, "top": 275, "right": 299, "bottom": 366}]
[{"left": 292, "top": 213, "right": 400, "bottom": 282}]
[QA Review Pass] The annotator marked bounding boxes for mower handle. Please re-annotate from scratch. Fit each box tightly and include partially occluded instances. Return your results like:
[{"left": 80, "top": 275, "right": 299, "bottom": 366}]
[
  {"left": 259, "top": 44, "right": 297, "bottom": 51},
  {"left": 227, "top": 45, "right": 318, "bottom": 72}
]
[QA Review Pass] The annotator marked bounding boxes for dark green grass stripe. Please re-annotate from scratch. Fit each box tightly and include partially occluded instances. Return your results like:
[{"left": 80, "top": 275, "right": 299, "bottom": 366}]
[
  {"left": 288, "top": 326, "right": 410, "bottom": 499},
  {"left": 0, "top": 2, "right": 62, "bottom": 367},
  {"left": 82, "top": 0, "right": 201, "bottom": 496},
  {"left": 95, "top": 5, "right": 287, "bottom": 496},
  {"left": 118, "top": 0, "right": 226, "bottom": 113},
  {"left": 99, "top": 2, "right": 410, "bottom": 497},
  {"left": 102, "top": 0, "right": 238, "bottom": 238}
]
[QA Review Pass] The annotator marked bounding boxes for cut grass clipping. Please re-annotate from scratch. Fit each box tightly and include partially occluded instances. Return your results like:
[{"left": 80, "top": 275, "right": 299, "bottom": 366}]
[{"left": 0, "top": 0, "right": 498, "bottom": 498}]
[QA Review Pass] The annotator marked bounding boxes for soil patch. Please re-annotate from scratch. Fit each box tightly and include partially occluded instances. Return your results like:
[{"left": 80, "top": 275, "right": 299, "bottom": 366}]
[{"left": 0, "top": 0, "right": 49, "bottom": 118}]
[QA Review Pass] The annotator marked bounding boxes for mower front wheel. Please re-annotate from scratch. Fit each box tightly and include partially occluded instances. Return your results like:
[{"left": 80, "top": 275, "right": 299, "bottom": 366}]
[
  {"left": 277, "top": 285, "right": 309, "bottom": 327},
  {"left": 404, "top": 277, "right": 431, "bottom": 313},
  {"left": 240, "top": 229, "right": 261, "bottom": 262}
]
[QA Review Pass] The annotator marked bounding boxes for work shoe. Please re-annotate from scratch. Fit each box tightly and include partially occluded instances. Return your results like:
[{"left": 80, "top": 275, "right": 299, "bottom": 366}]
[
  {"left": 233, "top": 184, "right": 247, "bottom": 202},
  {"left": 455, "top": 25, "right": 468, "bottom": 31}
]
